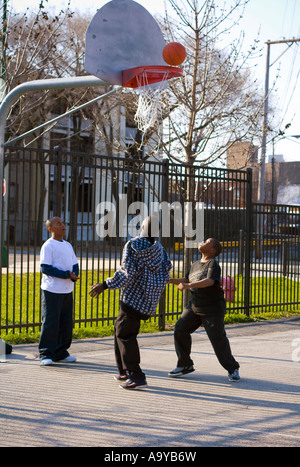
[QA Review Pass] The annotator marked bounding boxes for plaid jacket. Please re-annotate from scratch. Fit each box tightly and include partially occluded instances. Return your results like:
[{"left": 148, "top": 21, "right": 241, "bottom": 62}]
[{"left": 106, "top": 236, "right": 172, "bottom": 316}]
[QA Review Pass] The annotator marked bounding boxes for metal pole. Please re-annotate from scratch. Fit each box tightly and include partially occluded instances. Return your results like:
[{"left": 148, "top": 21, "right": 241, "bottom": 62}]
[
  {"left": 258, "top": 42, "right": 270, "bottom": 204},
  {"left": 4, "top": 85, "right": 121, "bottom": 147},
  {"left": 258, "top": 38, "right": 300, "bottom": 204},
  {"left": 158, "top": 157, "right": 169, "bottom": 331},
  {"left": 244, "top": 168, "right": 252, "bottom": 316},
  {"left": 0, "top": 75, "right": 118, "bottom": 268}
]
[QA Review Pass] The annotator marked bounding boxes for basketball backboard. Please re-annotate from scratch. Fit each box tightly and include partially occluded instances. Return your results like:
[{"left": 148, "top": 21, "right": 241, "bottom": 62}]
[{"left": 85, "top": 0, "right": 166, "bottom": 86}]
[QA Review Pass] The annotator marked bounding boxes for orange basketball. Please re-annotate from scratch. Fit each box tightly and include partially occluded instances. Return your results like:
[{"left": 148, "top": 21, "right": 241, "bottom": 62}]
[{"left": 162, "top": 42, "right": 187, "bottom": 66}]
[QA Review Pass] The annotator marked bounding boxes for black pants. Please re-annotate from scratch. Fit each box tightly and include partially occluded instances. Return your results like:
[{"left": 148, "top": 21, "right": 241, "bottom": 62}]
[
  {"left": 39, "top": 290, "right": 73, "bottom": 361},
  {"left": 174, "top": 306, "right": 239, "bottom": 374},
  {"left": 114, "top": 302, "right": 149, "bottom": 382}
]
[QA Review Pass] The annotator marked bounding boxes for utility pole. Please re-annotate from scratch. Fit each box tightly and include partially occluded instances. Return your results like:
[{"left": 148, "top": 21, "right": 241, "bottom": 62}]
[
  {"left": 259, "top": 38, "right": 300, "bottom": 203},
  {"left": 1, "top": 0, "right": 7, "bottom": 102}
]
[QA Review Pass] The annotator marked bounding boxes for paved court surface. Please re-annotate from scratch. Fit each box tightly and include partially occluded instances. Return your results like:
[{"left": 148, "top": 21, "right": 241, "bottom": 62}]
[{"left": 1, "top": 317, "right": 300, "bottom": 448}]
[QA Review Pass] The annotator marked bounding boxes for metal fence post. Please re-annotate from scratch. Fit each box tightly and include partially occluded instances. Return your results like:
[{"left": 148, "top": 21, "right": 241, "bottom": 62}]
[
  {"left": 158, "top": 157, "right": 169, "bottom": 331},
  {"left": 238, "top": 229, "right": 244, "bottom": 275},
  {"left": 244, "top": 168, "right": 252, "bottom": 316},
  {"left": 282, "top": 241, "right": 288, "bottom": 277}
]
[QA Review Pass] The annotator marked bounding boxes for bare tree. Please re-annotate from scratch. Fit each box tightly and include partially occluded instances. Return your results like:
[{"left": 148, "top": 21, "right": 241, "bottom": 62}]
[
  {"left": 149, "top": 0, "right": 266, "bottom": 302},
  {"left": 157, "top": 0, "right": 264, "bottom": 165},
  {"left": 1, "top": 2, "right": 74, "bottom": 141},
  {"left": 1, "top": 1, "right": 268, "bottom": 258},
  {"left": 1, "top": 3, "right": 130, "bottom": 160}
]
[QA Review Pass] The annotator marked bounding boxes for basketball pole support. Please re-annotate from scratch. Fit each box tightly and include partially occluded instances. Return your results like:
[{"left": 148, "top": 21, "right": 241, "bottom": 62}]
[{"left": 0, "top": 75, "right": 121, "bottom": 267}]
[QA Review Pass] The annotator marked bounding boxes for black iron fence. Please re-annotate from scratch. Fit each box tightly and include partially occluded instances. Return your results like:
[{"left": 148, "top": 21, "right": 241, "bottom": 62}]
[
  {"left": 249, "top": 203, "right": 300, "bottom": 313},
  {"left": 0, "top": 146, "right": 299, "bottom": 335}
]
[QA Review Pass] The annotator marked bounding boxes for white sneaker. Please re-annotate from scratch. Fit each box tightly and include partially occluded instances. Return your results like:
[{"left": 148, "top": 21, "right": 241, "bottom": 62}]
[
  {"left": 58, "top": 355, "right": 77, "bottom": 363},
  {"left": 168, "top": 365, "right": 195, "bottom": 377},
  {"left": 40, "top": 358, "right": 53, "bottom": 366}
]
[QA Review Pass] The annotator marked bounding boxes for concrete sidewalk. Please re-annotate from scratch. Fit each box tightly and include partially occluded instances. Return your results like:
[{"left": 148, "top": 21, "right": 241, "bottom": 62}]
[{"left": 1, "top": 317, "right": 300, "bottom": 447}]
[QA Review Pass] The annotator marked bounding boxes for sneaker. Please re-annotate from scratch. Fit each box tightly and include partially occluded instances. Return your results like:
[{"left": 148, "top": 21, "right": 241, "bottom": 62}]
[
  {"left": 114, "top": 374, "right": 128, "bottom": 381},
  {"left": 119, "top": 378, "right": 148, "bottom": 389},
  {"left": 58, "top": 355, "right": 77, "bottom": 363},
  {"left": 40, "top": 358, "right": 53, "bottom": 366},
  {"left": 228, "top": 369, "right": 240, "bottom": 382},
  {"left": 168, "top": 365, "right": 195, "bottom": 377}
]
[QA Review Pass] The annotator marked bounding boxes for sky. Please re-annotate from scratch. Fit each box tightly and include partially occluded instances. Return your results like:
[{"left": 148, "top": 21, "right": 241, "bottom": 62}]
[{"left": 8, "top": 0, "right": 300, "bottom": 163}]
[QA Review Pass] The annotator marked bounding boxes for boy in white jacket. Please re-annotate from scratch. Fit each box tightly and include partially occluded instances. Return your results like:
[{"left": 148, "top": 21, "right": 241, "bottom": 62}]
[{"left": 39, "top": 217, "right": 79, "bottom": 366}]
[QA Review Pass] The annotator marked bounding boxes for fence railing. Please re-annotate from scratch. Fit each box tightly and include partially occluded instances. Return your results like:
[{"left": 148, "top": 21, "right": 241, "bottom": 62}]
[
  {"left": 249, "top": 203, "right": 300, "bottom": 313},
  {"left": 0, "top": 146, "right": 299, "bottom": 335}
]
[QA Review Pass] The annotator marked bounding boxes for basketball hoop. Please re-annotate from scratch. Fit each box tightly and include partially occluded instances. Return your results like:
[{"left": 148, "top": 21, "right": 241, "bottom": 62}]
[{"left": 122, "top": 66, "right": 183, "bottom": 133}]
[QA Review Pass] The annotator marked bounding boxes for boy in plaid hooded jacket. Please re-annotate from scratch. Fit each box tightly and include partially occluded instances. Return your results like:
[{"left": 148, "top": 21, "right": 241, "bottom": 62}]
[{"left": 90, "top": 216, "right": 172, "bottom": 389}]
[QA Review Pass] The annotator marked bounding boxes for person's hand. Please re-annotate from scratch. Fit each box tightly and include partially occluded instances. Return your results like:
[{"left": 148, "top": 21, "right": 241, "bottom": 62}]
[
  {"left": 178, "top": 282, "right": 186, "bottom": 292},
  {"left": 89, "top": 283, "right": 104, "bottom": 298},
  {"left": 70, "top": 272, "right": 79, "bottom": 282}
]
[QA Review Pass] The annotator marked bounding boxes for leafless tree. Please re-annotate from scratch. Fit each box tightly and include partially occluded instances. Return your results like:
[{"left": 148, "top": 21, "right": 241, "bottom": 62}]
[
  {"left": 0, "top": 1, "right": 269, "bottom": 260},
  {"left": 156, "top": 0, "right": 265, "bottom": 166},
  {"left": 150, "top": 0, "right": 266, "bottom": 302}
]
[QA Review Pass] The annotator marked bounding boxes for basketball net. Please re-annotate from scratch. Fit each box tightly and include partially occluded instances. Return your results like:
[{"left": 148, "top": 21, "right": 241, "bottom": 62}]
[{"left": 134, "top": 70, "right": 169, "bottom": 133}]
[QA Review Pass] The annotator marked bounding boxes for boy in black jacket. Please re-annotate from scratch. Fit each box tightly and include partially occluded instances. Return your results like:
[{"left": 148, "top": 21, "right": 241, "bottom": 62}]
[{"left": 169, "top": 238, "right": 240, "bottom": 382}]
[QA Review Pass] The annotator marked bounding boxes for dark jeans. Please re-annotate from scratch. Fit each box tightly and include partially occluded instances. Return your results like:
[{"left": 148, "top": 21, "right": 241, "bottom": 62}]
[
  {"left": 39, "top": 290, "right": 73, "bottom": 361},
  {"left": 174, "top": 306, "right": 239, "bottom": 374},
  {"left": 114, "top": 302, "right": 149, "bottom": 382}
]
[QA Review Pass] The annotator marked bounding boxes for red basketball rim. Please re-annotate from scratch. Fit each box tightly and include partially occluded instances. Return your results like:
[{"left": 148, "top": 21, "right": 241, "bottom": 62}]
[{"left": 122, "top": 65, "right": 183, "bottom": 88}]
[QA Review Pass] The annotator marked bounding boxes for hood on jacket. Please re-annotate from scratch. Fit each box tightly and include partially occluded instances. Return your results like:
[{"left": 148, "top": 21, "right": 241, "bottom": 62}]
[{"left": 130, "top": 236, "right": 164, "bottom": 273}]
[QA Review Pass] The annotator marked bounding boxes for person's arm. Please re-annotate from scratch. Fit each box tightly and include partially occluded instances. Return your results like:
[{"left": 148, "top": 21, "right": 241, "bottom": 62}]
[
  {"left": 41, "top": 263, "right": 72, "bottom": 279},
  {"left": 41, "top": 262, "right": 80, "bottom": 282},
  {"left": 72, "top": 263, "right": 79, "bottom": 276},
  {"left": 90, "top": 242, "right": 135, "bottom": 299},
  {"left": 178, "top": 278, "right": 215, "bottom": 291},
  {"left": 106, "top": 241, "right": 137, "bottom": 289},
  {"left": 70, "top": 263, "right": 80, "bottom": 282},
  {"left": 168, "top": 277, "right": 189, "bottom": 285},
  {"left": 169, "top": 264, "right": 191, "bottom": 285},
  {"left": 89, "top": 281, "right": 106, "bottom": 298}
]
